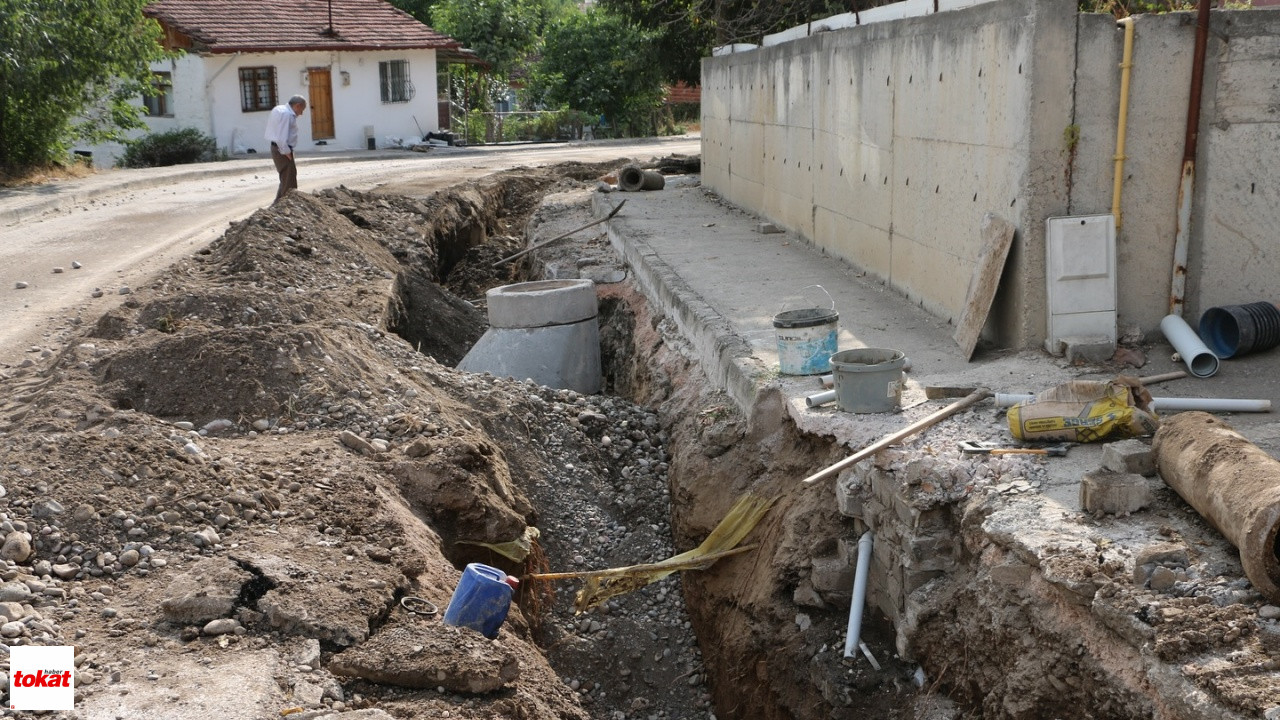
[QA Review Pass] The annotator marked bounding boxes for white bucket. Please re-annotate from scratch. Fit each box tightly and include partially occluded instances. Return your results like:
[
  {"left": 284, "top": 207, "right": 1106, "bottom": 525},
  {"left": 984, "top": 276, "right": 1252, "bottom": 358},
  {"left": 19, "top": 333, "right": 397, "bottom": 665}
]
[{"left": 774, "top": 307, "right": 839, "bottom": 375}]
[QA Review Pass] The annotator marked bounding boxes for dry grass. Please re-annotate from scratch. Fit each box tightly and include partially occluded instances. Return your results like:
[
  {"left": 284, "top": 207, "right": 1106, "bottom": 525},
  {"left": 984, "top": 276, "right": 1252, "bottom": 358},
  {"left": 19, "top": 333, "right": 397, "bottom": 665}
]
[{"left": 0, "top": 162, "right": 96, "bottom": 189}]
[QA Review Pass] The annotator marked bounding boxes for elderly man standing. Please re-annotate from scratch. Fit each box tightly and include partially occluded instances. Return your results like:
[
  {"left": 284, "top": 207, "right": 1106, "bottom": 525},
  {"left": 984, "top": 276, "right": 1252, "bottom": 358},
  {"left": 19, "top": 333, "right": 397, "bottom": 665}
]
[{"left": 264, "top": 95, "right": 307, "bottom": 202}]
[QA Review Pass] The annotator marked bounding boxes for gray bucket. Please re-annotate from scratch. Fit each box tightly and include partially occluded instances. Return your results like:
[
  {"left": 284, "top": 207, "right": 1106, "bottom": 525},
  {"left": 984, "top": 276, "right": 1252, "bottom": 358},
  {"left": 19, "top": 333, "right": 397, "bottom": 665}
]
[{"left": 830, "top": 348, "right": 906, "bottom": 413}]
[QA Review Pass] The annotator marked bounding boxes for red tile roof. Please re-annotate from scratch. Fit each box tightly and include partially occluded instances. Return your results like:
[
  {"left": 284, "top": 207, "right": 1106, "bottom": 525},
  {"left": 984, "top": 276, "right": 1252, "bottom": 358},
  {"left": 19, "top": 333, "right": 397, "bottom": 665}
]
[{"left": 145, "top": 0, "right": 466, "bottom": 54}]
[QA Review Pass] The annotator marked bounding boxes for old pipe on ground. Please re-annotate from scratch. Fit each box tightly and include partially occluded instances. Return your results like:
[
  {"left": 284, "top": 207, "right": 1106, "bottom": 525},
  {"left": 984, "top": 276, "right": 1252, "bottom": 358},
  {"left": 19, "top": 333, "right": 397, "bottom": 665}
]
[
  {"left": 618, "top": 165, "right": 665, "bottom": 192},
  {"left": 1168, "top": 0, "right": 1213, "bottom": 317},
  {"left": 1160, "top": 313, "right": 1219, "bottom": 378},
  {"left": 843, "top": 532, "right": 874, "bottom": 660},
  {"left": 994, "top": 393, "right": 1269, "bottom": 413},
  {"left": 1112, "top": 17, "right": 1136, "bottom": 228},
  {"left": 1153, "top": 412, "right": 1280, "bottom": 601}
]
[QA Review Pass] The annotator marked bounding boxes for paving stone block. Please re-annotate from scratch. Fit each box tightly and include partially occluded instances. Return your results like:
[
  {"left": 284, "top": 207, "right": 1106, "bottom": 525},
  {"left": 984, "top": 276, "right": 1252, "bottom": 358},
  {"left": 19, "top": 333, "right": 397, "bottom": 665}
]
[
  {"left": 988, "top": 562, "right": 1034, "bottom": 588},
  {"left": 1102, "top": 438, "right": 1156, "bottom": 477},
  {"left": 870, "top": 467, "right": 899, "bottom": 510},
  {"left": 1080, "top": 470, "right": 1152, "bottom": 515},
  {"left": 860, "top": 497, "right": 887, "bottom": 533},
  {"left": 810, "top": 554, "right": 853, "bottom": 596},
  {"left": 1134, "top": 542, "right": 1189, "bottom": 568},
  {"left": 904, "top": 531, "right": 956, "bottom": 572},
  {"left": 903, "top": 567, "right": 945, "bottom": 595},
  {"left": 871, "top": 534, "right": 898, "bottom": 579},
  {"left": 1062, "top": 337, "right": 1116, "bottom": 365},
  {"left": 835, "top": 474, "right": 865, "bottom": 518}
]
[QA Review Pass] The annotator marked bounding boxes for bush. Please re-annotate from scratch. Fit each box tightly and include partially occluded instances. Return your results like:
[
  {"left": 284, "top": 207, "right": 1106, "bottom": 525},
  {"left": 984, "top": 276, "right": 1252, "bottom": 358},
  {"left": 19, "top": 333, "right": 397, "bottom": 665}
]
[{"left": 119, "top": 128, "right": 219, "bottom": 168}]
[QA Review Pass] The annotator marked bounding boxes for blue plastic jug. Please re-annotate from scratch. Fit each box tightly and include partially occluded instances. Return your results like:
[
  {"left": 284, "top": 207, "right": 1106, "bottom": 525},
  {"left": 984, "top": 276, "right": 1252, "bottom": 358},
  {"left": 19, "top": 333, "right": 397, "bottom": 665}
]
[{"left": 442, "top": 563, "right": 515, "bottom": 639}]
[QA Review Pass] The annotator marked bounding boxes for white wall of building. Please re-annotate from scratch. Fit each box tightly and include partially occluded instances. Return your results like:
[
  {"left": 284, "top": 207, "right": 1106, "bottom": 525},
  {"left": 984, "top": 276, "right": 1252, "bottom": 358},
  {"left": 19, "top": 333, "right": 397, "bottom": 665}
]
[
  {"left": 78, "top": 47, "right": 440, "bottom": 166},
  {"left": 206, "top": 48, "right": 440, "bottom": 156}
]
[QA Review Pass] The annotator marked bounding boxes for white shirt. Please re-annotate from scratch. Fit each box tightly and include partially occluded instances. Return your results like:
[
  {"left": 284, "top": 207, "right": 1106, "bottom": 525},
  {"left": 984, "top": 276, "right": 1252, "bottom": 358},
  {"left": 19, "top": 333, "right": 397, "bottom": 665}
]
[{"left": 264, "top": 104, "right": 298, "bottom": 153}]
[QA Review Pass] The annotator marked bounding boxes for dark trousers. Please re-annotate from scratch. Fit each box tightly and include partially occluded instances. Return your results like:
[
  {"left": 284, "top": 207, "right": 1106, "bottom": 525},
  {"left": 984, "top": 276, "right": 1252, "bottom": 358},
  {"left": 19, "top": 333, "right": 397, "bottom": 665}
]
[{"left": 271, "top": 143, "right": 297, "bottom": 202}]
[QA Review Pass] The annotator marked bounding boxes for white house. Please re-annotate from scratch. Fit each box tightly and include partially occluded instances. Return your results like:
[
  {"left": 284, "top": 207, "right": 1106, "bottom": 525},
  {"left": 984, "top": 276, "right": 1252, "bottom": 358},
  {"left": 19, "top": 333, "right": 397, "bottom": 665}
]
[{"left": 83, "top": 0, "right": 478, "bottom": 165}]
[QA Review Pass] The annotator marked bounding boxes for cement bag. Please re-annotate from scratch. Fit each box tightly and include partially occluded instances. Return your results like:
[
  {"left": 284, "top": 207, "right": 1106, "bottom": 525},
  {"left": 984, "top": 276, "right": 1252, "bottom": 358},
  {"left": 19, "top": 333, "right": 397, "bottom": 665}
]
[{"left": 1007, "top": 376, "right": 1159, "bottom": 443}]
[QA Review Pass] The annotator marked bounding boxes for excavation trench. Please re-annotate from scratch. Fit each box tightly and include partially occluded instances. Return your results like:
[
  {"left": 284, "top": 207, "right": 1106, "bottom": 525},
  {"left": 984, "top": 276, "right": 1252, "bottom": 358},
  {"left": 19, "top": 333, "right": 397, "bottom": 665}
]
[
  {"left": 377, "top": 168, "right": 937, "bottom": 719},
  {"left": 18, "top": 162, "right": 1265, "bottom": 719},
  {"left": 410, "top": 169, "right": 1271, "bottom": 720}
]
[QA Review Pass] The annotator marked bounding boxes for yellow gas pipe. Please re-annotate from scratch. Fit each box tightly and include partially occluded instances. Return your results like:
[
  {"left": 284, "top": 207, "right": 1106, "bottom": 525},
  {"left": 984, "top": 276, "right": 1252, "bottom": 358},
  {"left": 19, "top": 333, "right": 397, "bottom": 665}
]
[{"left": 1112, "top": 17, "right": 1135, "bottom": 229}]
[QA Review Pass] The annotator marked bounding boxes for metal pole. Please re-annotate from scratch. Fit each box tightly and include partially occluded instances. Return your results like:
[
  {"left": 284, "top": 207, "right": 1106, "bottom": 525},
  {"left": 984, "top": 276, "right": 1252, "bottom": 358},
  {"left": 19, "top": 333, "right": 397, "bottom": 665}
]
[{"left": 1168, "top": 0, "right": 1213, "bottom": 317}]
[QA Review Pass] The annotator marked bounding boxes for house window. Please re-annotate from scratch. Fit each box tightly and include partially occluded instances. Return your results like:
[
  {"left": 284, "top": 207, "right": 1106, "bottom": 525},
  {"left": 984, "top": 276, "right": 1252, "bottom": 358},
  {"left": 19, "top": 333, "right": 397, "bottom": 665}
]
[
  {"left": 144, "top": 72, "right": 174, "bottom": 117},
  {"left": 379, "top": 60, "right": 413, "bottom": 103},
  {"left": 239, "top": 67, "right": 277, "bottom": 112}
]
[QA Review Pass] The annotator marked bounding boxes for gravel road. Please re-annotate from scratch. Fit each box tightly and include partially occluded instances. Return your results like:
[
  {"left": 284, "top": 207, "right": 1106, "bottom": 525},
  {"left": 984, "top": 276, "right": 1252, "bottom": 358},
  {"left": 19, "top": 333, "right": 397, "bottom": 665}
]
[{"left": 0, "top": 137, "right": 700, "bottom": 369}]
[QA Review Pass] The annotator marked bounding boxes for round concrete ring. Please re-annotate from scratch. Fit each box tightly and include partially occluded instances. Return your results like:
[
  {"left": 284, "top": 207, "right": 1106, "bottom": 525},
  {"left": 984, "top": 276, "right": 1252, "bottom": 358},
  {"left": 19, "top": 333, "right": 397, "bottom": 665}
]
[{"left": 485, "top": 279, "right": 598, "bottom": 329}]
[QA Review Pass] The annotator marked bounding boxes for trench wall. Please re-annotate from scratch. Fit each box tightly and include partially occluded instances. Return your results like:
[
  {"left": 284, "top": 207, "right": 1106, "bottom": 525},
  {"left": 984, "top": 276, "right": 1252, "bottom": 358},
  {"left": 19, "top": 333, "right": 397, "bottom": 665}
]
[
  {"left": 826, "top": 457, "right": 1251, "bottom": 720},
  {"left": 702, "top": 2, "right": 1280, "bottom": 348}
]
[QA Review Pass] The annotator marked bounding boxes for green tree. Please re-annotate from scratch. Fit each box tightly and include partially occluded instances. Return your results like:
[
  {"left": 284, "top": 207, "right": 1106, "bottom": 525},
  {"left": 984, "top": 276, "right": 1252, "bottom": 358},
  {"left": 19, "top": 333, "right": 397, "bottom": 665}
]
[
  {"left": 602, "top": 0, "right": 886, "bottom": 84},
  {"left": 387, "top": 0, "right": 436, "bottom": 24},
  {"left": 0, "top": 0, "right": 171, "bottom": 170},
  {"left": 429, "top": 0, "right": 572, "bottom": 77},
  {"left": 597, "top": 0, "right": 712, "bottom": 85},
  {"left": 528, "top": 8, "right": 666, "bottom": 136}
]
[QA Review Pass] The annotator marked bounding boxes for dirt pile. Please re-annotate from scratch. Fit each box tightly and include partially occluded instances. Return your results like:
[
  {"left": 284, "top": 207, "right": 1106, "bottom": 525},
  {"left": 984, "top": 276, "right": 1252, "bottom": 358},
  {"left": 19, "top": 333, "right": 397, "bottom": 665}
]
[{"left": 0, "top": 163, "right": 717, "bottom": 719}]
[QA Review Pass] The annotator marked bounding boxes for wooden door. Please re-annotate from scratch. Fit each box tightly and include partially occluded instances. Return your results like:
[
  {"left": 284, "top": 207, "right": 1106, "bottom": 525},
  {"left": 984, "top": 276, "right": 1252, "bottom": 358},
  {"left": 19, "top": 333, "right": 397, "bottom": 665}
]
[{"left": 308, "top": 68, "right": 335, "bottom": 140}]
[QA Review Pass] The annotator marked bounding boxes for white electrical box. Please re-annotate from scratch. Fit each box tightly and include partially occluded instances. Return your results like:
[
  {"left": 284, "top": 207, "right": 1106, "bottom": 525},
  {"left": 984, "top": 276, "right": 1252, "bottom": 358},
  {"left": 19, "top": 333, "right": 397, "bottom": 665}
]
[{"left": 1045, "top": 214, "right": 1117, "bottom": 354}]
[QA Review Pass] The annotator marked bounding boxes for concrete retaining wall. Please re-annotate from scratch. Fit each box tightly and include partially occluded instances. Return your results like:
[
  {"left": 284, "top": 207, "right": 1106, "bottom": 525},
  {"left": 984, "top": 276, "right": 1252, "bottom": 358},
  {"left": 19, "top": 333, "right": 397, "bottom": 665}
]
[{"left": 703, "top": 3, "right": 1280, "bottom": 348}]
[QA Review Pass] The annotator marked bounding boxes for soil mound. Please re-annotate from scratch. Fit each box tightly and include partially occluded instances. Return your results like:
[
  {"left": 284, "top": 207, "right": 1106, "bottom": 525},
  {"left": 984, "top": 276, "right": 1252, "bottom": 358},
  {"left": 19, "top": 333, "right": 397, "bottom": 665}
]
[{"left": 0, "top": 162, "right": 719, "bottom": 719}]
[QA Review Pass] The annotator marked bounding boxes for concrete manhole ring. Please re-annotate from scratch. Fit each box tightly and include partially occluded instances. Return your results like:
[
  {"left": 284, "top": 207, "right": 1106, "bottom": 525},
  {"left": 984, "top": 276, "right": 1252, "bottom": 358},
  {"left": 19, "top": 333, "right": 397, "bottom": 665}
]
[{"left": 485, "top": 278, "right": 598, "bottom": 329}]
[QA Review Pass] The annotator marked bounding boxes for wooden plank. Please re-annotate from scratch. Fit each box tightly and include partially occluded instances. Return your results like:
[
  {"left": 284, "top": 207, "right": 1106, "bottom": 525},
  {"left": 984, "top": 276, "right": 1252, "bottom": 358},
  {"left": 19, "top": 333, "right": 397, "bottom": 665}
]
[{"left": 953, "top": 213, "right": 1016, "bottom": 361}]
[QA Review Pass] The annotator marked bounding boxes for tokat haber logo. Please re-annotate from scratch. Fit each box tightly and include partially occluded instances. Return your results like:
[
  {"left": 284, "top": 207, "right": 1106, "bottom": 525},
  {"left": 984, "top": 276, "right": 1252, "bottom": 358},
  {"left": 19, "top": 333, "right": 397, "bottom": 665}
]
[{"left": 9, "top": 646, "right": 75, "bottom": 710}]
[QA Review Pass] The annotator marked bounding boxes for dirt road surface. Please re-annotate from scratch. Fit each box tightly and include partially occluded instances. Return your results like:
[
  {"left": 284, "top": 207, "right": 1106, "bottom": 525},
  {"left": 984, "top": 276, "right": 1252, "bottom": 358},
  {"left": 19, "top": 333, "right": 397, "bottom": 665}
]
[{"left": 0, "top": 138, "right": 699, "bottom": 369}]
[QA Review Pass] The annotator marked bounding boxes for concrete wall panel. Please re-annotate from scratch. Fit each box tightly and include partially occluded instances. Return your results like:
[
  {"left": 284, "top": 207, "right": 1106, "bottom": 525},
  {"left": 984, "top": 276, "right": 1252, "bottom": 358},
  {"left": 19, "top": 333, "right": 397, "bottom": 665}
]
[
  {"left": 816, "top": 207, "right": 892, "bottom": 283},
  {"left": 1072, "top": 13, "right": 1194, "bottom": 336},
  {"left": 1197, "top": 122, "right": 1280, "bottom": 309},
  {"left": 703, "top": 3, "right": 1280, "bottom": 347}
]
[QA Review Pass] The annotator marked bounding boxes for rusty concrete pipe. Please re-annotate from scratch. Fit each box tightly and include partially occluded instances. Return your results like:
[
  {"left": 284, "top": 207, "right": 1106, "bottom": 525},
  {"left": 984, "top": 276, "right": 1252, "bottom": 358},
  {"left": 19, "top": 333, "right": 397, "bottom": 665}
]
[
  {"left": 618, "top": 165, "right": 665, "bottom": 192},
  {"left": 1153, "top": 412, "right": 1280, "bottom": 602}
]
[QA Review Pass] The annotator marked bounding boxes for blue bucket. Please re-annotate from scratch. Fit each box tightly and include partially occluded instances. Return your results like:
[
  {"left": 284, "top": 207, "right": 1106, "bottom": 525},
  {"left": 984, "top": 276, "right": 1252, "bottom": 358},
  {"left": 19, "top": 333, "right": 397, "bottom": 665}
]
[
  {"left": 773, "top": 308, "right": 839, "bottom": 375},
  {"left": 442, "top": 563, "right": 514, "bottom": 639}
]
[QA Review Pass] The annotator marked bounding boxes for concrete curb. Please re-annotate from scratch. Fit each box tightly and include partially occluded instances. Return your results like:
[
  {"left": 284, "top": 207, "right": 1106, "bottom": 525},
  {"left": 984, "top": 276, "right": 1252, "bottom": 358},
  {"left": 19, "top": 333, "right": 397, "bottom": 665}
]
[{"left": 594, "top": 192, "right": 770, "bottom": 426}]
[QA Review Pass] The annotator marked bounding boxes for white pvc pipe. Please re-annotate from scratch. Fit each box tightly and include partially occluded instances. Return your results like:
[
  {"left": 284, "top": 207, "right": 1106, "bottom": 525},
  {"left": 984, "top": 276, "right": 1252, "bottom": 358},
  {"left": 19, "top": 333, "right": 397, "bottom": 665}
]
[
  {"left": 1160, "top": 314, "right": 1219, "bottom": 378},
  {"left": 843, "top": 532, "right": 874, "bottom": 659},
  {"left": 994, "top": 393, "right": 1034, "bottom": 407},
  {"left": 1151, "top": 397, "right": 1271, "bottom": 413},
  {"left": 996, "top": 393, "right": 1270, "bottom": 413},
  {"left": 806, "top": 390, "right": 837, "bottom": 408}
]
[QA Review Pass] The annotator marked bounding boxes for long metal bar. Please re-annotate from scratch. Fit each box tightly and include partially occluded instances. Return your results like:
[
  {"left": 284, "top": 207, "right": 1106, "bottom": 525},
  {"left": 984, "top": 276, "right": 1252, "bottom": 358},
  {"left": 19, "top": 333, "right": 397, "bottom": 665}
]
[
  {"left": 493, "top": 200, "right": 626, "bottom": 267},
  {"left": 1169, "top": 0, "right": 1213, "bottom": 317}
]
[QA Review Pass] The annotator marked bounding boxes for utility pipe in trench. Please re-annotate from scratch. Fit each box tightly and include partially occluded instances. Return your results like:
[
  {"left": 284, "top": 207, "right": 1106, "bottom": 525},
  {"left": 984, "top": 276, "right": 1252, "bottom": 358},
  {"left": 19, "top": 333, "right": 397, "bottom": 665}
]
[
  {"left": 1169, "top": 0, "right": 1213, "bottom": 317},
  {"left": 843, "top": 532, "right": 874, "bottom": 659},
  {"left": 1112, "top": 17, "right": 1136, "bottom": 229},
  {"left": 1153, "top": 413, "right": 1280, "bottom": 602}
]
